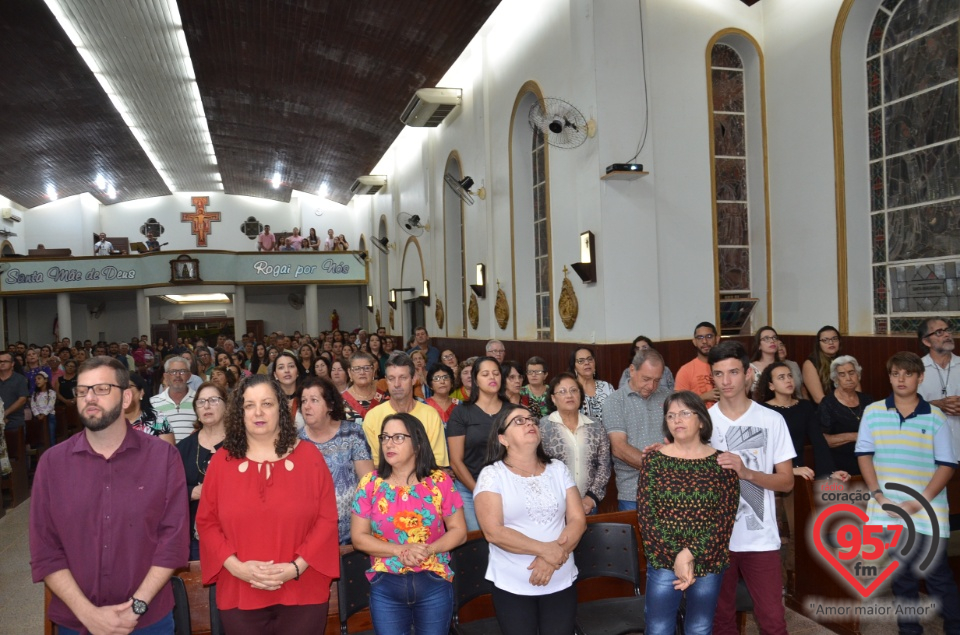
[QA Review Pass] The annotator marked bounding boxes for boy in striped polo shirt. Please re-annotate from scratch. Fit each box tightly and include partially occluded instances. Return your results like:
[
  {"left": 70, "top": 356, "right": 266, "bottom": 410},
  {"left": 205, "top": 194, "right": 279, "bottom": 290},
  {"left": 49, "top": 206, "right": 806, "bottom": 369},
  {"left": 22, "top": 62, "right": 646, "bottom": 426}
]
[{"left": 856, "top": 351, "right": 960, "bottom": 634}]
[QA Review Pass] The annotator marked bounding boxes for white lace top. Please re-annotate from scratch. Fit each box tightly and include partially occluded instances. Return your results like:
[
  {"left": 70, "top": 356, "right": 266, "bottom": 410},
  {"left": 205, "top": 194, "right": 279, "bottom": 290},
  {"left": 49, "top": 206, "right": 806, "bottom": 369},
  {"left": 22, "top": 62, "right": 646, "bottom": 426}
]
[{"left": 474, "top": 460, "right": 578, "bottom": 595}]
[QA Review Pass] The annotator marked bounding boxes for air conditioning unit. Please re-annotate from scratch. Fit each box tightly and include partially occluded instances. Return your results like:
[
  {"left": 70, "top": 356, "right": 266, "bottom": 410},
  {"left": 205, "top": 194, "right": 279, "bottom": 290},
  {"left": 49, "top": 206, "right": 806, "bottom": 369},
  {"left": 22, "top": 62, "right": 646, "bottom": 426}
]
[
  {"left": 1, "top": 208, "right": 22, "bottom": 222},
  {"left": 183, "top": 310, "right": 228, "bottom": 319},
  {"left": 350, "top": 175, "right": 387, "bottom": 196},
  {"left": 400, "top": 88, "right": 462, "bottom": 127}
]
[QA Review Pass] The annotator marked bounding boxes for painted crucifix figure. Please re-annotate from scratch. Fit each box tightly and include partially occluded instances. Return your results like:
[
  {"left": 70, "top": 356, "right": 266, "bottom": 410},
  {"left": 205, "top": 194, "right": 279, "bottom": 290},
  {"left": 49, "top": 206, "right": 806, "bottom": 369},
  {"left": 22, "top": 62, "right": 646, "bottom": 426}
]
[{"left": 181, "top": 196, "right": 221, "bottom": 247}]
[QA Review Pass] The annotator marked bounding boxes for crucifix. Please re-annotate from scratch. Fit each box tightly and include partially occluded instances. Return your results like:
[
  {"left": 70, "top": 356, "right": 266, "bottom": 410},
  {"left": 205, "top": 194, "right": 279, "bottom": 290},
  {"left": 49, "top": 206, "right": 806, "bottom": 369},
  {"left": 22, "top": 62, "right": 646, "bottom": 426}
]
[{"left": 181, "top": 196, "right": 221, "bottom": 247}]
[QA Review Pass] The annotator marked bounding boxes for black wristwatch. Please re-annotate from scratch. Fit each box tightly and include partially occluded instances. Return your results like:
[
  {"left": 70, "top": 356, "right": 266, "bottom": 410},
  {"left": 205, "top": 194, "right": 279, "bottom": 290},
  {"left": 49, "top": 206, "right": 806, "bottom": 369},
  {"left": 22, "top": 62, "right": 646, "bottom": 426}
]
[
  {"left": 131, "top": 597, "right": 149, "bottom": 616},
  {"left": 872, "top": 489, "right": 883, "bottom": 500}
]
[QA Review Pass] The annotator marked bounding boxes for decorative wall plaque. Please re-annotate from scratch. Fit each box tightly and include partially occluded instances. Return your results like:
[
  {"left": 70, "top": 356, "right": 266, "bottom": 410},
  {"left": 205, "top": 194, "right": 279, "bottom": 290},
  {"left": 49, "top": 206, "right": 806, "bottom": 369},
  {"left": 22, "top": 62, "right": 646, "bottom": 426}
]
[
  {"left": 375, "top": 308, "right": 382, "bottom": 329},
  {"left": 139, "top": 217, "right": 164, "bottom": 238},
  {"left": 435, "top": 297, "right": 445, "bottom": 329},
  {"left": 389, "top": 307, "right": 395, "bottom": 330},
  {"left": 240, "top": 216, "right": 263, "bottom": 240},
  {"left": 468, "top": 293, "right": 479, "bottom": 330},
  {"left": 494, "top": 282, "right": 510, "bottom": 330},
  {"left": 559, "top": 267, "right": 579, "bottom": 329}
]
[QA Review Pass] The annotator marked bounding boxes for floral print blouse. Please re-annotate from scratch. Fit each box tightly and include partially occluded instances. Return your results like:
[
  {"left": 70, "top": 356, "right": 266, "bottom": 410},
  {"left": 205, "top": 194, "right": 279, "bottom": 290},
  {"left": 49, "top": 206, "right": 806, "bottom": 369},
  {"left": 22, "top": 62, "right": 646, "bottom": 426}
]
[{"left": 352, "top": 469, "right": 462, "bottom": 581}]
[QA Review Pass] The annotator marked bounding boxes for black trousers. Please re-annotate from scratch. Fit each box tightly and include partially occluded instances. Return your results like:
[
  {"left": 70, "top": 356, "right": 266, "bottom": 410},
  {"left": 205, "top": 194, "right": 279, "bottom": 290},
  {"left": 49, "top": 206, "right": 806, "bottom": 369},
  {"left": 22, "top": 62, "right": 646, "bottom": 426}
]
[{"left": 491, "top": 584, "right": 577, "bottom": 635}]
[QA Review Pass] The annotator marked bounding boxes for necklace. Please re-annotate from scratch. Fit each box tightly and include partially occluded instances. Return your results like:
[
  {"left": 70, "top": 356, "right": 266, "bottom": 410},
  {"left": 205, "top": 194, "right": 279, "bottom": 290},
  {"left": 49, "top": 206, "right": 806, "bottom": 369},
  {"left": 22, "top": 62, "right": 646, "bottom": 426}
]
[
  {"left": 196, "top": 442, "right": 211, "bottom": 477},
  {"left": 933, "top": 358, "right": 951, "bottom": 398},
  {"left": 836, "top": 391, "right": 863, "bottom": 421},
  {"left": 504, "top": 461, "right": 542, "bottom": 477}
]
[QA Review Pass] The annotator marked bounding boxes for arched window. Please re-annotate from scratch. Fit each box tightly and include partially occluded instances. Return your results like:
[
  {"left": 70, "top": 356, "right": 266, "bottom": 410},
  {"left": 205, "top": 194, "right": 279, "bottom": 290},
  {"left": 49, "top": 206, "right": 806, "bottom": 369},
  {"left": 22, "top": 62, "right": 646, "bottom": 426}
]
[
  {"left": 867, "top": 0, "right": 960, "bottom": 334},
  {"left": 510, "top": 84, "right": 553, "bottom": 341},
  {"left": 443, "top": 154, "right": 467, "bottom": 337}
]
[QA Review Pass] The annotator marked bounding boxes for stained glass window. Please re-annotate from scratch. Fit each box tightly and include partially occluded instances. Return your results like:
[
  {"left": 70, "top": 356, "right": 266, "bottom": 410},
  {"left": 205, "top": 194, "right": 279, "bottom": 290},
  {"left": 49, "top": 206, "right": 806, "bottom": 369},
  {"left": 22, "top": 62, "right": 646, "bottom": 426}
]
[
  {"left": 868, "top": 1, "right": 960, "bottom": 332},
  {"left": 712, "top": 43, "right": 750, "bottom": 295}
]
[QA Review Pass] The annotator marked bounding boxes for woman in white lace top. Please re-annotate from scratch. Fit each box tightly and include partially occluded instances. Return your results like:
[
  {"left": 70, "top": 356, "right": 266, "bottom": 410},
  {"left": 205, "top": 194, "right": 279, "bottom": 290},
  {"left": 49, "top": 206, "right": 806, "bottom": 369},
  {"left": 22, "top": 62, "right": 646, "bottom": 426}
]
[{"left": 474, "top": 405, "right": 587, "bottom": 635}]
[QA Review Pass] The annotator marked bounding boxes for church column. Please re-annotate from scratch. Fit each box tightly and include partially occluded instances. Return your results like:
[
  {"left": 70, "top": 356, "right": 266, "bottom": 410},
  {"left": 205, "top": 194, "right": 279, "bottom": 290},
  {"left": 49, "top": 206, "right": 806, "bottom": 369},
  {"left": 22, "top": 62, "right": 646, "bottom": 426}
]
[
  {"left": 233, "top": 286, "right": 247, "bottom": 341},
  {"left": 304, "top": 284, "right": 319, "bottom": 335},
  {"left": 135, "top": 289, "right": 150, "bottom": 339},
  {"left": 56, "top": 293, "right": 72, "bottom": 343}
]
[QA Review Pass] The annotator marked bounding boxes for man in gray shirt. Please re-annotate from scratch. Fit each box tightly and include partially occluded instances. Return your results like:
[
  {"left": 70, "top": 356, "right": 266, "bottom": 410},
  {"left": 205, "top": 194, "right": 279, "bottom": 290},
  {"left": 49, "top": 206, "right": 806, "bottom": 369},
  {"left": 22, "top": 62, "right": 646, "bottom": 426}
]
[
  {"left": 0, "top": 351, "right": 29, "bottom": 431},
  {"left": 603, "top": 348, "right": 669, "bottom": 511}
]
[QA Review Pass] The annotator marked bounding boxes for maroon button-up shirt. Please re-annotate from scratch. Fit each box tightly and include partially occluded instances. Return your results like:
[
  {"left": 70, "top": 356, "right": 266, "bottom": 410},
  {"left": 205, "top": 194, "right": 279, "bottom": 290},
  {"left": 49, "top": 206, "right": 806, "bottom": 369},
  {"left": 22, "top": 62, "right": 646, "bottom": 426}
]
[{"left": 30, "top": 424, "right": 189, "bottom": 630}]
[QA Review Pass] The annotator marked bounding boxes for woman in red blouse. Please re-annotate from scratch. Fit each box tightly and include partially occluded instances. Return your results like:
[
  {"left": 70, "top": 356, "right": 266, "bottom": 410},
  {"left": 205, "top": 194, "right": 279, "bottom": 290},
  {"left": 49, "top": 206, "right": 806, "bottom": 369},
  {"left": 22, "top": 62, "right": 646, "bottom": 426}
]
[
  {"left": 197, "top": 374, "right": 339, "bottom": 634},
  {"left": 424, "top": 364, "right": 460, "bottom": 424}
]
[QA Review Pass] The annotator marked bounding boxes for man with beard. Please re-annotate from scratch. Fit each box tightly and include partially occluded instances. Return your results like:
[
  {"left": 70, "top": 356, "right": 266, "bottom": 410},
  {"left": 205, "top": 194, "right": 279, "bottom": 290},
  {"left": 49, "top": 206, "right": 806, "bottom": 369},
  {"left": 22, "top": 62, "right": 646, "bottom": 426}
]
[
  {"left": 675, "top": 321, "right": 721, "bottom": 407},
  {"left": 29, "top": 356, "right": 188, "bottom": 634},
  {"left": 918, "top": 317, "right": 960, "bottom": 460}
]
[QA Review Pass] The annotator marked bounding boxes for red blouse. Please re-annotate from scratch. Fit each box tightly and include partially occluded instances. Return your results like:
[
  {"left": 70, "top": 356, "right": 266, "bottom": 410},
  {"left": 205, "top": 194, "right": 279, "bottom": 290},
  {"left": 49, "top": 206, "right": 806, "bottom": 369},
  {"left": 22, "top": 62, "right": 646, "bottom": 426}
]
[{"left": 197, "top": 441, "right": 339, "bottom": 610}]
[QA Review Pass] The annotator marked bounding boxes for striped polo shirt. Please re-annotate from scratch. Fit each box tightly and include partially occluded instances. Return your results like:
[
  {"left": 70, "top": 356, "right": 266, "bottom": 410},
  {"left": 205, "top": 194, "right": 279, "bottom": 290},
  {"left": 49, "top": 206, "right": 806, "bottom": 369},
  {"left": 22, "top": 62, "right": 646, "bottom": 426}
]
[
  {"left": 855, "top": 395, "right": 957, "bottom": 536},
  {"left": 149, "top": 388, "right": 196, "bottom": 443}
]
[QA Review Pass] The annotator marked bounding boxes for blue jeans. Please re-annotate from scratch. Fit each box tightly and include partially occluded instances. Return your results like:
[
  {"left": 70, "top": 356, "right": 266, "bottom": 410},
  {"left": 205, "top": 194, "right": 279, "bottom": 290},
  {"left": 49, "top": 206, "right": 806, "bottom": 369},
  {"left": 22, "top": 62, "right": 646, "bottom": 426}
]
[
  {"left": 455, "top": 480, "right": 479, "bottom": 531},
  {"left": 369, "top": 571, "right": 454, "bottom": 635},
  {"left": 646, "top": 566, "right": 724, "bottom": 635},
  {"left": 618, "top": 499, "right": 637, "bottom": 512},
  {"left": 58, "top": 610, "right": 174, "bottom": 634},
  {"left": 888, "top": 531, "right": 960, "bottom": 635}
]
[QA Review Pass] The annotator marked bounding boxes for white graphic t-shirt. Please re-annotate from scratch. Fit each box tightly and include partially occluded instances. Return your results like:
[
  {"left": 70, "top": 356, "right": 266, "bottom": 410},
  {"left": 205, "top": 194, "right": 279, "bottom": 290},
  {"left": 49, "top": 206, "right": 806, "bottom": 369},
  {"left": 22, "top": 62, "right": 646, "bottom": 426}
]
[{"left": 709, "top": 401, "right": 795, "bottom": 552}]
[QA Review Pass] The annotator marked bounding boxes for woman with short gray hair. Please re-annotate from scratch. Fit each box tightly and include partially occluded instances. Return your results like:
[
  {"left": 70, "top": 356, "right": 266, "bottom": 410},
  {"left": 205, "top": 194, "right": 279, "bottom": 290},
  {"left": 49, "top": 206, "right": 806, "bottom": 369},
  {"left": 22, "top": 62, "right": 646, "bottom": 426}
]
[{"left": 819, "top": 355, "right": 872, "bottom": 476}]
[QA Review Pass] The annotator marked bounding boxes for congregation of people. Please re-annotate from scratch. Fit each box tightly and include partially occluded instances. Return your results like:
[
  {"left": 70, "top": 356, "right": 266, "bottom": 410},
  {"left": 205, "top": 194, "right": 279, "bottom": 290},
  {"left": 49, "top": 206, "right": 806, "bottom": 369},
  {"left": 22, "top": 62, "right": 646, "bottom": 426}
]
[
  {"left": 18, "top": 317, "right": 960, "bottom": 634},
  {"left": 256, "top": 225, "right": 350, "bottom": 252}
]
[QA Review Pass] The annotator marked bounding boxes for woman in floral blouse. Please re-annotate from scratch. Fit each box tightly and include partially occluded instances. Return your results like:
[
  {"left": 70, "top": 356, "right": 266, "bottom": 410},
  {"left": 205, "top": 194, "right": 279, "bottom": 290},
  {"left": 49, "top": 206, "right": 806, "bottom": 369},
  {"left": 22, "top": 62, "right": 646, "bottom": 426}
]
[
  {"left": 351, "top": 412, "right": 466, "bottom": 635},
  {"left": 637, "top": 391, "right": 739, "bottom": 635}
]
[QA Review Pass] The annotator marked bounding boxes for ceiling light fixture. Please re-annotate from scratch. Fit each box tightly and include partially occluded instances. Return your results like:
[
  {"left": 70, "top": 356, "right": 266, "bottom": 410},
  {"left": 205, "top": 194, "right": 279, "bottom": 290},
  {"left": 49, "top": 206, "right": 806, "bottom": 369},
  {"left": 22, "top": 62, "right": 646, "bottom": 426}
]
[
  {"left": 318, "top": 183, "right": 329, "bottom": 198},
  {"left": 159, "top": 293, "right": 231, "bottom": 304},
  {"left": 46, "top": 184, "right": 58, "bottom": 201},
  {"left": 95, "top": 174, "right": 106, "bottom": 190},
  {"left": 106, "top": 184, "right": 117, "bottom": 200},
  {"left": 43, "top": 0, "right": 224, "bottom": 195},
  {"left": 272, "top": 172, "right": 282, "bottom": 189}
]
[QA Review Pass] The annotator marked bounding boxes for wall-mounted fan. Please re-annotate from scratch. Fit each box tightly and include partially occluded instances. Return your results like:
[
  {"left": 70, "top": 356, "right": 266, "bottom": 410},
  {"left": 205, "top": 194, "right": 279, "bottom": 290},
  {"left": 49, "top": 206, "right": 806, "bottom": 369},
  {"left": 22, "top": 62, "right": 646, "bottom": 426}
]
[
  {"left": 372, "top": 235, "right": 394, "bottom": 255},
  {"left": 529, "top": 98, "right": 595, "bottom": 149},
  {"left": 353, "top": 250, "right": 369, "bottom": 265},
  {"left": 89, "top": 301, "right": 106, "bottom": 319},
  {"left": 397, "top": 212, "right": 429, "bottom": 237},
  {"left": 444, "top": 174, "right": 482, "bottom": 206},
  {"left": 287, "top": 293, "right": 304, "bottom": 310}
]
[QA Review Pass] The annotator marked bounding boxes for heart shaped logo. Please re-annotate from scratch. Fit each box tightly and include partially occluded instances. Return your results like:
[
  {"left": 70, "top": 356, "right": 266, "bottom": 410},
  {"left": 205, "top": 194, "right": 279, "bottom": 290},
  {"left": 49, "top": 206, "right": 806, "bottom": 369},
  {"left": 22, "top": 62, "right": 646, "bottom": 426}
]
[{"left": 812, "top": 503, "right": 899, "bottom": 598}]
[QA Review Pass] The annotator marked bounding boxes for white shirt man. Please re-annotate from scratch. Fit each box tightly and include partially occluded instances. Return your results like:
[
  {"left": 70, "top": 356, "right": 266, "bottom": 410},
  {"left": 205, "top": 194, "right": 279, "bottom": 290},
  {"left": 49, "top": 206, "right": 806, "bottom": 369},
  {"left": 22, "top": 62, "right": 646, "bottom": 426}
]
[
  {"left": 917, "top": 317, "right": 960, "bottom": 459},
  {"left": 150, "top": 357, "right": 196, "bottom": 442},
  {"left": 708, "top": 340, "right": 794, "bottom": 635},
  {"left": 94, "top": 233, "right": 115, "bottom": 256}
]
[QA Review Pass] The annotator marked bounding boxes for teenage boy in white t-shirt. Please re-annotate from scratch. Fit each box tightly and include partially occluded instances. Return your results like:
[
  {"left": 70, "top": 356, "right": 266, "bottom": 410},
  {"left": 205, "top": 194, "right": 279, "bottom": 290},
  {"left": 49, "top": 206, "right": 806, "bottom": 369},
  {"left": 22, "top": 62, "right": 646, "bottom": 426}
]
[{"left": 708, "top": 340, "right": 795, "bottom": 635}]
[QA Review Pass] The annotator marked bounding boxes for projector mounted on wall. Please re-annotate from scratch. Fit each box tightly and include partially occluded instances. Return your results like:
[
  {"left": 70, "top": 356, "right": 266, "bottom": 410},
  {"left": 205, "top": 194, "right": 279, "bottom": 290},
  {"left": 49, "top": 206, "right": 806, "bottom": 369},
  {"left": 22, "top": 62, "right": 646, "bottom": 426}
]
[{"left": 400, "top": 88, "right": 462, "bottom": 127}]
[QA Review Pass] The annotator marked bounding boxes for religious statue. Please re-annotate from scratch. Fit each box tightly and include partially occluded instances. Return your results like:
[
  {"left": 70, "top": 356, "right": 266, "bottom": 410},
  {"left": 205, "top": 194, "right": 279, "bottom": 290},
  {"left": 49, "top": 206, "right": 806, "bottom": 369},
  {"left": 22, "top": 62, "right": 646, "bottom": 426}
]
[{"left": 331, "top": 309, "right": 340, "bottom": 331}]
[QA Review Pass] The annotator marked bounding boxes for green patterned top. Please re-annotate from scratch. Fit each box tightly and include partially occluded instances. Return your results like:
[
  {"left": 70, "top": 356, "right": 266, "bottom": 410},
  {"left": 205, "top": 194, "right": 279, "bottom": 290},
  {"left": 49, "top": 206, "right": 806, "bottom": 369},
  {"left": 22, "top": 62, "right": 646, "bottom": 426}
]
[{"left": 636, "top": 451, "right": 739, "bottom": 576}]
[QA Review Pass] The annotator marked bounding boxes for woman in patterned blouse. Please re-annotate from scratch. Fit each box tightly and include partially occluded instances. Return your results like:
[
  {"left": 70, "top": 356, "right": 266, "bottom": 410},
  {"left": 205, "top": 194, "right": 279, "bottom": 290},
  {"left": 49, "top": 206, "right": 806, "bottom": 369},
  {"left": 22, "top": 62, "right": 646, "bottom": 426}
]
[
  {"left": 636, "top": 391, "right": 739, "bottom": 635},
  {"left": 569, "top": 347, "right": 614, "bottom": 427},
  {"left": 538, "top": 372, "right": 611, "bottom": 515},
  {"left": 351, "top": 413, "right": 466, "bottom": 635}
]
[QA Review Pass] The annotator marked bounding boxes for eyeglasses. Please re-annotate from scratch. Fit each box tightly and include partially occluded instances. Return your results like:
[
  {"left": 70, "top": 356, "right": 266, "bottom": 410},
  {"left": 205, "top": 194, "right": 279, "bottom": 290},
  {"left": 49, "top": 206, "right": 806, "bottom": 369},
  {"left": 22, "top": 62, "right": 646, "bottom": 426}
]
[
  {"left": 442, "top": 354, "right": 456, "bottom": 360},
  {"left": 430, "top": 375, "right": 451, "bottom": 383},
  {"left": 665, "top": 410, "right": 696, "bottom": 423},
  {"left": 508, "top": 415, "right": 539, "bottom": 429},
  {"left": 195, "top": 397, "right": 224, "bottom": 407},
  {"left": 75, "top": 384, "right": 123, "bottom": 398},
  {"left": 488, "top": 348, "right": 505, "bottom": 355},
  {"left": 554, "top": 387, "right": 580, "bottom": 396},
  {"left": 927, "top": 328, "right": 952, "bottom": 338},
  {"left": 379, "top": 433, "right": 411, "bottom": 445},
  {"left": 694, "top": 334, "right": 716, "bottom": 341},
  {"left": 350, "top": 365, "right": 374, "bottom": 373},
  {"left": 575, "top": 356, "right": 594, "bottom": 364},
  {"left": 819, "top": 336, "right": 840, "bottom": 344},
  {"left": 167, "top": 369, "right": 190, "bottom": 376},
  {"left": 527, "top": 370, "right": 546, "bottom": 375},
  {"left": 759, "top": 336, "right": 779, "bottom": 343}
]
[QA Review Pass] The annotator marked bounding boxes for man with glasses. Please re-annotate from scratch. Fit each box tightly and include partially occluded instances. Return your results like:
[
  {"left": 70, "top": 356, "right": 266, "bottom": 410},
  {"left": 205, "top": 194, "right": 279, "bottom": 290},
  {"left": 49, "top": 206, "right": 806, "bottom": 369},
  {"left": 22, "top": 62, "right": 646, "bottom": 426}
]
[
  {"left": 0, "top": 351, "right": 29, "bottom": 431},
  {"left": 361, "top": 352, "right": 448, "bottom": 468},
  {"left": 485, "top": 339, "right": 506, "bottom": 364},
  {"left": 604, "top": 348, "right": 669, "bottom": 511},
  {"left": 406, "top": 326, "right": 440, "bottom": 367},
  {"left": 342, "top": 352, "right": 389, "bottom": 425},
  {"left": 918, "top": 317, "right": 960, "bottom": 459},
  {"left": 675, "top": 321, "right": 721, "bottom": 407},
  {"left": 30, "top": 356, "right": 188, "bottom": 634},
  {"left": 149, "top": 357, "right": 196, "bottom": 442}
]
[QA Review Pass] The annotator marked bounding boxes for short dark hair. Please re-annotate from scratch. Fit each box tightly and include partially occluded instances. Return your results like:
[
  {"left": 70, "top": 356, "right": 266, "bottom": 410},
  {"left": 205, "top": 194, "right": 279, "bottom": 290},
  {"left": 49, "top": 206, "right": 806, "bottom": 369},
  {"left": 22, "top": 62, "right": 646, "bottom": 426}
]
[
  {"left": 887, "top": 351, "right": 924, "bottom": 376},
  {"left": 384, "top": 351, "right": 416, "bottom": 377},
  {"left": 486, "top": 405, "right": 551, "bottom": 466},
  {"left": 525, "top": 356, "right": 548, "bottom": 373},
  {"left": 707, "top": 340, "right": 749, "bottom": 370},
  {"left": 662, "top": 391, "right": 712, "bottom": 444},
  {"left": 501, "top": 360, "right": 524, "bottom": 382},
  {"left": 568, "top": 346, "right": 596, "bottom": 375},
  {"left": 548, "top": 372, "right": 585, "bottom": 410},
  {"left": 427, "top": 363, "right": 453, "bottom": 386},
  {"left": 694, "top": 322, "right": 717, "bottom": 336},
  {"left": 377, "top": 413, "right": 438, "bottom": 481},
  {"left": 78, "top": 355, "right": 130, "bottom": 389},
  {"left": 299, "top": 375, "right": 346, "bottom": 421}
]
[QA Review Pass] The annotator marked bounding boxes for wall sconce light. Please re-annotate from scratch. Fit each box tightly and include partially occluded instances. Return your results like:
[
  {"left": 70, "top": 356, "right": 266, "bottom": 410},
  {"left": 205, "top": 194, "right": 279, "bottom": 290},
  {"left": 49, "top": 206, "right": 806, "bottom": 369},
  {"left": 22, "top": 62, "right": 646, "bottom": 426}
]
[
  {"left": 570, "top": 231, "right": 597, "bottom": 283},
  {"left": 367, "top": 294, "right": 374, "bottom": 313},
  {"left": 389, "top": 287, "right": 416, "bottom": 309},
  {"left": 470, "top": 263, "right": 487, "bottom": 298},
  {"left": 421, "top": 280, "right": 431, "bottom": 306}
]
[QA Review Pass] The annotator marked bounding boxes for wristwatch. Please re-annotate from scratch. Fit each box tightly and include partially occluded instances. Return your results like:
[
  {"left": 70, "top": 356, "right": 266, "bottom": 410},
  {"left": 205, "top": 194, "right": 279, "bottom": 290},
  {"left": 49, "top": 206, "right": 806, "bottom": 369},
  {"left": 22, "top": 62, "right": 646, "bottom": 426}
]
[
  {"left": 131, "top": 597, "right": 149, "bottom": 616},
  {"left": 871, "top": 489, "right": 883, "bottom": 499}
]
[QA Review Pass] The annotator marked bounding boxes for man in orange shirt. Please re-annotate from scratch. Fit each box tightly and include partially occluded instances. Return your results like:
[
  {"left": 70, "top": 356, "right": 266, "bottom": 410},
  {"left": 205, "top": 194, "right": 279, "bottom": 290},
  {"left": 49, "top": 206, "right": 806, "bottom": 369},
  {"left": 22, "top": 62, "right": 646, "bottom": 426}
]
[{"left": 674, "top": 322, "right": 721, "bottom": 407}]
